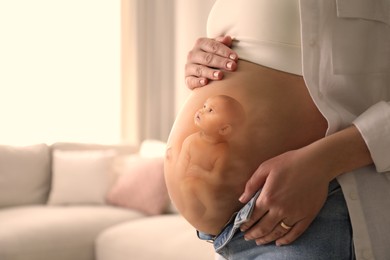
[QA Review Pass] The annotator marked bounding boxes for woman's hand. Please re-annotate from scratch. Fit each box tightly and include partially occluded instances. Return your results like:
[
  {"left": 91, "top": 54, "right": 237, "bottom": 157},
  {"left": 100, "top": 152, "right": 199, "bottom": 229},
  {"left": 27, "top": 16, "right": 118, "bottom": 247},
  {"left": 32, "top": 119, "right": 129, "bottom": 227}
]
[
  {"left": 238, "top": 125, "right": 373, "bottom": 246},
  {"left": 185, "top": 35, "right": 238, "bottom": 89},
  {"left": 238, "top": 146, "right": 331, "bottom": 246}
]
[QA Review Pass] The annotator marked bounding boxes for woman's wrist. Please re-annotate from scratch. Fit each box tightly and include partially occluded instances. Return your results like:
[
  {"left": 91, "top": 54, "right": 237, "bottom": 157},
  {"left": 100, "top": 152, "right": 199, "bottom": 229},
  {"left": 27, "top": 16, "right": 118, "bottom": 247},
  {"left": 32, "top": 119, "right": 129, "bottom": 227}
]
[{"left": 308, "top": 125, "right": 373, "bottom": 181}]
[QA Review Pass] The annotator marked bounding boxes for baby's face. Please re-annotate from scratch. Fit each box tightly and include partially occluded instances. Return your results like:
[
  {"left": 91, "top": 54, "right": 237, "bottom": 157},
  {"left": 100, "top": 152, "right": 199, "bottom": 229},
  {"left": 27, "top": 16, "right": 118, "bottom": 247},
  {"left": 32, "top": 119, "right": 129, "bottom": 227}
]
[{"left": 194, "top": 96, "right": 231, "bottom": 133}]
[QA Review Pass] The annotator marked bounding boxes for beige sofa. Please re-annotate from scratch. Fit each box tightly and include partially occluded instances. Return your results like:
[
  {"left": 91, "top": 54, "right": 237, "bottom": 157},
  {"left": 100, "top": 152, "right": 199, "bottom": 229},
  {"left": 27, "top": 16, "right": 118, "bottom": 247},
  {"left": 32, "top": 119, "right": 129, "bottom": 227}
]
[{"left": 0, "top": 142, "right": 214, "bottom": 260}]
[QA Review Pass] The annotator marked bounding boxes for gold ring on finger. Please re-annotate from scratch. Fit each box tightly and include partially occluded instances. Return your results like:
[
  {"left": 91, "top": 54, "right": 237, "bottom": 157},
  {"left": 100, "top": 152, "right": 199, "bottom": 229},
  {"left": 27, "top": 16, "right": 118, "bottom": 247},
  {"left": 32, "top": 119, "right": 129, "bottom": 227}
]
[{"left": 280, "top": 221, "right": 293, "bottom": 230}]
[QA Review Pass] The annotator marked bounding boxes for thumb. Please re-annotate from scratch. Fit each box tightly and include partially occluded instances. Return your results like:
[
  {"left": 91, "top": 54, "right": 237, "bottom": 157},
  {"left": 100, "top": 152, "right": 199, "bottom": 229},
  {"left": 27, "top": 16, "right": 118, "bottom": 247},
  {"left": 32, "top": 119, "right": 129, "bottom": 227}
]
[
  {"left": 239, "top": 167, "right": 267, "bottom": 203},
  {"left": 215, "top": 35, "right": 233, "bottom": 47}
]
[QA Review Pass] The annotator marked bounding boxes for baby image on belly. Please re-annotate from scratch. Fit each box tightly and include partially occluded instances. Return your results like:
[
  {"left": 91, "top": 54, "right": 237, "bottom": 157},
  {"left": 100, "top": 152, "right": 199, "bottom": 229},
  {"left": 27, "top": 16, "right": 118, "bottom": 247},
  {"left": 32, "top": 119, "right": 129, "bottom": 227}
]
[
  {"left": 169, "top": 94, "right": 248, "bottom": 236},
  {"left": 180, "top": 95, "right": 245, "bottom": 180},
  {"left": 164, "top": 61, "right": 327, "bottom": 236}
]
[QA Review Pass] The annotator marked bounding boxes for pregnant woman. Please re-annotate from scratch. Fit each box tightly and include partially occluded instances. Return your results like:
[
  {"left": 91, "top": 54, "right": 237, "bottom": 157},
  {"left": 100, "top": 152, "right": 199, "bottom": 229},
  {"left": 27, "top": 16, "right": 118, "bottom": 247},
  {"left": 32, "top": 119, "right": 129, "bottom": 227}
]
[{"left": 165, "top": 0, "right": 390, "bottom": 259}]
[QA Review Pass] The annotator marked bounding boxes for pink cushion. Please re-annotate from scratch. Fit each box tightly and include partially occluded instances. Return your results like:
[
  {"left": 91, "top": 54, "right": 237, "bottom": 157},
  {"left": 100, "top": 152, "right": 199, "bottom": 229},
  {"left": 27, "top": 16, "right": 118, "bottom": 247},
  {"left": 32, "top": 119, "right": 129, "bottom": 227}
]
[{"left": 106, "top": 157, "right": 169, "bottom": 215}]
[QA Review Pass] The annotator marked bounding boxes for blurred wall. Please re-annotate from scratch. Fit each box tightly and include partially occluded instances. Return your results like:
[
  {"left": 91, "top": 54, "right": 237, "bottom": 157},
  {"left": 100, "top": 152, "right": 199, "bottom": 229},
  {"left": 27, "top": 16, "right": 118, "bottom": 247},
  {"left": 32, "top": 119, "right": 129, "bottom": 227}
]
[
  {"left": 174, "top": 0, "right": 215, "bottom": 115},
  {"left": 0, "top": 1, "right": 121, "bottom": 145},
  {"left": 122, "top": 0, "right": 176, "bottom": 144},
  {"left": 123, "top": 0, "right": 216, "bottom": 144}
]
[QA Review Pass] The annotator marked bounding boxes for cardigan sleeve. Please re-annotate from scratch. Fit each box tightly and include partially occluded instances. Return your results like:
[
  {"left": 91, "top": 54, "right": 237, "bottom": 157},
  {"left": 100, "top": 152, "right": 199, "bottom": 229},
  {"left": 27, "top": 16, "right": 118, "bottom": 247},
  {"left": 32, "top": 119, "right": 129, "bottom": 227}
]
[{"left": 353, "top": 101, "right": 390, "bottom": 172}]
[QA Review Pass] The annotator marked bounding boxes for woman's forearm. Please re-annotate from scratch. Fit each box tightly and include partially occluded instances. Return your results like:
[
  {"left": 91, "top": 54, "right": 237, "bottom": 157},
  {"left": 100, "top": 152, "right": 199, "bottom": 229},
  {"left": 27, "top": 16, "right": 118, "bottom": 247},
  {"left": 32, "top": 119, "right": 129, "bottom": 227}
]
[{"left": 308, "top": 125, "right": 373, "bottom": 181}]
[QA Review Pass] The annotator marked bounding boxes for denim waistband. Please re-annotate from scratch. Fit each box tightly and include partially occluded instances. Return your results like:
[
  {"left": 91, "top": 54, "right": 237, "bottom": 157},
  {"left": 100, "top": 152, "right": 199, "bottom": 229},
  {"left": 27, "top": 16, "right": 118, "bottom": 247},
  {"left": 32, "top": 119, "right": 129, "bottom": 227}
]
[
  {"left": 198, "top": 190, "right": 261, "bottom": 251},
  {"left": 198, "top": 179, "right": 341, "bottom": 252}
]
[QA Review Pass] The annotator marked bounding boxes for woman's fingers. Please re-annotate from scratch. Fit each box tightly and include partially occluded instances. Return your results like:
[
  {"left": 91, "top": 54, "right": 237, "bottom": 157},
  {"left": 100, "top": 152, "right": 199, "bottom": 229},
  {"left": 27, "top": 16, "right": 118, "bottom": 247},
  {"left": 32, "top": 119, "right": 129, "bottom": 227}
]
[
  {"left": 238, "top": 149, "right": 329, "bottom": 246},
  {"left": 187, "top": 50, "right": 237, "bottom": 71},
  {"left": 275, "top": 219, "right": 311, "bottom": 246},
  {"left": 239, "top": 165, "right": 267, "bottom": 204},
  {"left": 195, "top": 36, "right": 237, "bottom": 61},
  {"left": 185, "top": 36, "right": 237, "bottom": 89},
  {"left": 243, "top": 209, "right": 309, "bottom": 246},
  {"left": 240, "top": 200, "right": 268, "bottom": 233},
  {"left": 185, "top": 49, "right": 237, "bottom": 77},
  {"left": 254, "top": 220, "right": 293, "bottom": 245},
  {"left": 185, "top": 76, "right": 208, "bottom": 90},
  {"left": 185, "top": 63, "right": 224, "bottom": 80}
]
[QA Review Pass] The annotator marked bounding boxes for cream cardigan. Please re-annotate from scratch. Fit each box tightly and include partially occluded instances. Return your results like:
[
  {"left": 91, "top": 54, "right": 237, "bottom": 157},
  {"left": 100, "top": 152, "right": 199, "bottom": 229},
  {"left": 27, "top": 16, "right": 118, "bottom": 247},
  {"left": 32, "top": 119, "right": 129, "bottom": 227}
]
[
  {"left": 208, "top": 0, "right": 390, "bottom": 259},
  {"left": 301, "top": 0, "right": 390, "bottom": 259}
]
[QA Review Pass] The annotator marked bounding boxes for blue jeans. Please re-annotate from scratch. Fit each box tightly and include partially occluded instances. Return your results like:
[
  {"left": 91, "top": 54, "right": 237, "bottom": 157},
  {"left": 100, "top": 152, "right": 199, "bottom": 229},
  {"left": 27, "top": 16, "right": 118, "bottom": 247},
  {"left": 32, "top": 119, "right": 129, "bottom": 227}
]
[{"left": 198, "top": 180, "right": 355, "bottom": 260}]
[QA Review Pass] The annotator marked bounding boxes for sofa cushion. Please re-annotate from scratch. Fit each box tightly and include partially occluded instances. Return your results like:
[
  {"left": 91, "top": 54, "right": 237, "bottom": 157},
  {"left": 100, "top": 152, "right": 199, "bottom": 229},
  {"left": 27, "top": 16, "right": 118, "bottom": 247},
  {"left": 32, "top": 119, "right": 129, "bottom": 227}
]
[
  {"left": 48, "top": 149, "right": 117, "bottom": 205},
  {"left": 0, "top": 205, "right": 144, "bottom": 260},
  {"left": 106, "top": 156, "right": 169, "bottom": 215},
  {"left": 0, "top": 143, "right": 50, "bottom": 208},
  {"left": 50, "top": 142, "right": 138, "bottom": 155},
  {"left": 96, "top": 215, "right": 215, "bottom": 260}
]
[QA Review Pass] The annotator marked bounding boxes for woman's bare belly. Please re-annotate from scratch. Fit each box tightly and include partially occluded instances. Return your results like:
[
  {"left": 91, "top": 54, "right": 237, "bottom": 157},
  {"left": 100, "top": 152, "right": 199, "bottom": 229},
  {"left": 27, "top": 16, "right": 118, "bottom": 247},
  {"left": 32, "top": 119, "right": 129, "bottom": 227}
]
[{"left": 164, "top": 60, "right": 327, "bottom": 235}]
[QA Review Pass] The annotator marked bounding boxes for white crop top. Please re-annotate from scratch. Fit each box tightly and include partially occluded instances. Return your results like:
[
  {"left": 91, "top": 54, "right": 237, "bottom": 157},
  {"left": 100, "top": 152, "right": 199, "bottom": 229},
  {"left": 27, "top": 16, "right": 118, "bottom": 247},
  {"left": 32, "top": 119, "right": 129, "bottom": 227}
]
[{"left": 207, "top": 0, "right": 302, "bottom": 76}]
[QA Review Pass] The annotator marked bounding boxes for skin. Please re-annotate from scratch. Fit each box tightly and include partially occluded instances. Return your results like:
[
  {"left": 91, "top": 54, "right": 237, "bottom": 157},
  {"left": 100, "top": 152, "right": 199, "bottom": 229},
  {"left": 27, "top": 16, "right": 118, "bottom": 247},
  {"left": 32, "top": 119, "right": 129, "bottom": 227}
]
[
  {"left": 166, "top": 59, "right": 329, "bottom": 237},
  {"left": 174, "top": 95, "right": 245, "bottom": 235},
  {"left": 184, "top": 36, "right": 373, "bottom": 246},
  {"left": 185, "top": 36, "right": 238, "bottom": 89},
  {"left": 194, "top": 95, "right": 244, "bottom": 141}
]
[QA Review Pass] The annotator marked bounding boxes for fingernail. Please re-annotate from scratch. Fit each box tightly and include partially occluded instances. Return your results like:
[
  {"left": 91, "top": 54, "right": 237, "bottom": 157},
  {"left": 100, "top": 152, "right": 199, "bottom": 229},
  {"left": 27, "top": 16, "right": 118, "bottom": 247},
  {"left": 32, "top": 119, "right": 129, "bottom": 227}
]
[
  {"left": 276, "top": 242, "right": 283, "bottom": 247},
  {"left": 244, "top": 236, "right": 251, "bottom": 241},
  {"left": 229, "top": 53, "right": 237, "bottom": 60},
  {"left": 226, "top": 61, "right": 233, "bottom": 69},
  {"left": 200, "top": 79, "right": 206, "bottom": 85},
  {"left": 256, "top": 240, "right": 264, "bottom": 246},
  {"left": 213, "top": 71, "right": 220, "bottom": 79},
  {"left": 238, "top": 194, "right": 246, "bottom": 203}
]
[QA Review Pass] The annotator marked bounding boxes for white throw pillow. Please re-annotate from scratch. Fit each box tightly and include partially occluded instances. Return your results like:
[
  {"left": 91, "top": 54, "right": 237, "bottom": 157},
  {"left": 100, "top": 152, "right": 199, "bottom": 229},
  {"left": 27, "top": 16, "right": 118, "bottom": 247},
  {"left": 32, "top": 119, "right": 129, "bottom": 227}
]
[
  {"left": 0, "top": 144, "right": 50, "bottom": 207},
  {"left": 48, "top": 149, "right": 117, "bottom": 205}
]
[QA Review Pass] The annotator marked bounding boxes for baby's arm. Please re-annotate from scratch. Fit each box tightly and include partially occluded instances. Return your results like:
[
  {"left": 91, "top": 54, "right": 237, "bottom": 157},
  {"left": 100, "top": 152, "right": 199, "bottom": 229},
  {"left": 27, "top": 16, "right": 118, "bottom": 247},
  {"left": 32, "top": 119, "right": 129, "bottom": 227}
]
[
  {"left": 208, "top": 145, "right": 229, "bottom": 183},
  {"left": 176, "top": 136, "right": 193, "bottom": 175}
]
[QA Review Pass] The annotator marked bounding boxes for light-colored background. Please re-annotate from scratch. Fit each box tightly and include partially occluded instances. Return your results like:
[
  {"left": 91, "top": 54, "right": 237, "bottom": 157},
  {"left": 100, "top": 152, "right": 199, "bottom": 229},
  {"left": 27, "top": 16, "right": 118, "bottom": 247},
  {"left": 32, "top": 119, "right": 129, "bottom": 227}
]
[{"left": 0, "top": 0, "right": 215, "bottom": 146}]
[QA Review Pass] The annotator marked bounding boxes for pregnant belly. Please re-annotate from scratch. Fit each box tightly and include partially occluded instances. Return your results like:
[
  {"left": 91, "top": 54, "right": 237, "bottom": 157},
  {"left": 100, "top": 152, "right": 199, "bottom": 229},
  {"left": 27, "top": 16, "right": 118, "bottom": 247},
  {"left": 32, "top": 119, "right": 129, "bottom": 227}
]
[{"left": 164, "top": 60, "right": 327, "bottom": 235}]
